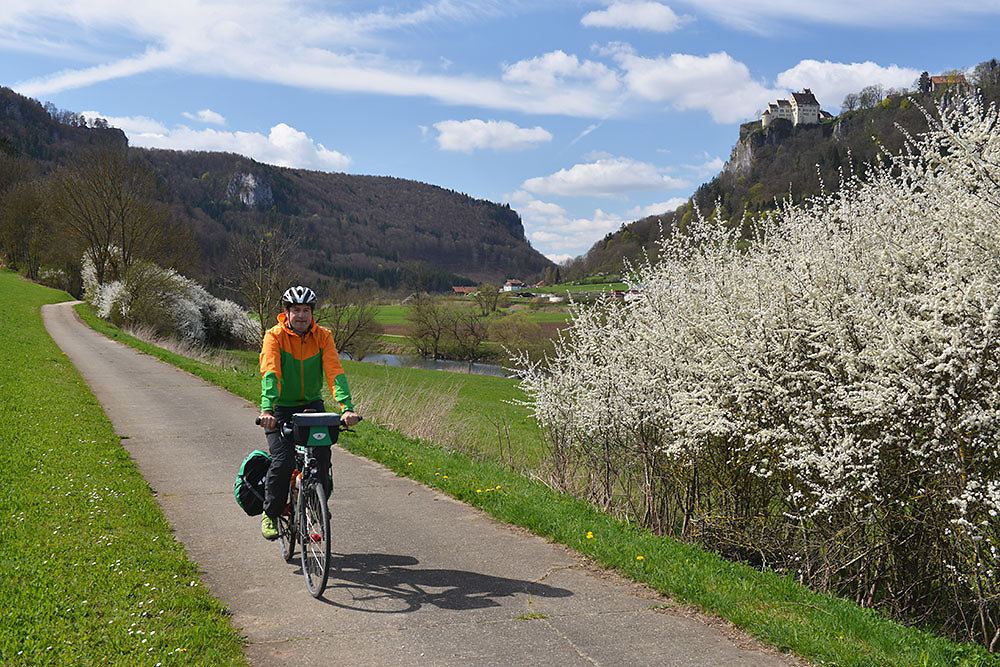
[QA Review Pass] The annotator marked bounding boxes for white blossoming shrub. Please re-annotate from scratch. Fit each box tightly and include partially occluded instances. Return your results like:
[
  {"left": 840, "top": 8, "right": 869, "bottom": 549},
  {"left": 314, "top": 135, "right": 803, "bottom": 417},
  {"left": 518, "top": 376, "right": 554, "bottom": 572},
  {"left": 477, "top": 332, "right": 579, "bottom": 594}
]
[
  {"left": 517, "top": 98, "right": 1000, "bottom": 647},
  {"left": 83, "top": 255, "right": 256, "bottom": 349}
]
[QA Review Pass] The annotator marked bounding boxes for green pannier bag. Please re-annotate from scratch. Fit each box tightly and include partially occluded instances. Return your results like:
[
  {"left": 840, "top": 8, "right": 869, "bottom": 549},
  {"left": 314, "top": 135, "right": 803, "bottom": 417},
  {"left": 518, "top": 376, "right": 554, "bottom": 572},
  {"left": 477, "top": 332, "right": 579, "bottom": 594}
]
[{"left": 234, "top": 449, "right": 271, "bottom": 516}]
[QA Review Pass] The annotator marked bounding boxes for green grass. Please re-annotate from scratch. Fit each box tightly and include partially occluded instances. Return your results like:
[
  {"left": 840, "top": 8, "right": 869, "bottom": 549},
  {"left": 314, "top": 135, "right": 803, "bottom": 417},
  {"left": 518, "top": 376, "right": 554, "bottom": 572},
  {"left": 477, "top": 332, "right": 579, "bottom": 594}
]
[
  {"left": 373, "top": 304, "right": 410, "bottom": 326},
  {"left": 534, "top": 281, "right": 628, "bottom": 295},
  {"left": 345, "top": 359, "right": 548, "bottom": 468},
  {"left": 69, "top": 291, "right": 1000, "bottom": 667},
  {"left": 0, "top": 270, "right": 247, "bottom": 666}
]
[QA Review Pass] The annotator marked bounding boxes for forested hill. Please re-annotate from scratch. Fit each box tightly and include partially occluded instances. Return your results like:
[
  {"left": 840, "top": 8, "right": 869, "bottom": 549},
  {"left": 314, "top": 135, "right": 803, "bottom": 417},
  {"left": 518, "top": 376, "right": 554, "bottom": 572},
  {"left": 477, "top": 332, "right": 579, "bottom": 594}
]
[
  {"left": 565, "top": 61, "right": 1000, "bottom": 280},
  {"left": 0, "top": 86, "right": 552, "bottom": 292}
]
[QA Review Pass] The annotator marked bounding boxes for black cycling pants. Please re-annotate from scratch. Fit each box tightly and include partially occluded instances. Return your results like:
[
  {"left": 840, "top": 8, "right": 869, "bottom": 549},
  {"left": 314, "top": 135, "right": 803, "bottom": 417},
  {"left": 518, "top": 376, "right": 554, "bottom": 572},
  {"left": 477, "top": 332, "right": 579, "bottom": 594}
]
[{"left": 263, "top": 400, "right": 332, "bottom": 519}]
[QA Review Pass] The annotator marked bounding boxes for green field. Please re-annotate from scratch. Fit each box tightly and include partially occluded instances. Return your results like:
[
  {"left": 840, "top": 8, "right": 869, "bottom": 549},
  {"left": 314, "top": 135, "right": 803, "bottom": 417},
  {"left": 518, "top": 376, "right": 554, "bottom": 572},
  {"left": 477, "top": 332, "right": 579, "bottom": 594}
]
[
  {"left": 373, "top": 304, "right": 410, "bottom": 326},
  {"left": 0, "top": 271, "right": 247, "bottom": 666},
  {"left": 375, "top": 302, "right": 570, "bottom": 329},
  {"left": 66, "top": 286, "right": 1000, "bottom": 667}
]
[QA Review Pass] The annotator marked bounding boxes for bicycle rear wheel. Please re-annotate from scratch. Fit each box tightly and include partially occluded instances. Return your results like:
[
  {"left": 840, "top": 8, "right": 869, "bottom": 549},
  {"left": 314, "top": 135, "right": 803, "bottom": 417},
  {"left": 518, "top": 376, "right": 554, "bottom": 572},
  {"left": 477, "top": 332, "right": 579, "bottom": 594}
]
[
  {"left": 278, "top": 483, "right": 297, "bottom": 562},
  {"left": 278, "top": 505, "right": 299, "bottom": 563},
  {"left": 299, "top": 481, "right": 331, "bottom": 598}
]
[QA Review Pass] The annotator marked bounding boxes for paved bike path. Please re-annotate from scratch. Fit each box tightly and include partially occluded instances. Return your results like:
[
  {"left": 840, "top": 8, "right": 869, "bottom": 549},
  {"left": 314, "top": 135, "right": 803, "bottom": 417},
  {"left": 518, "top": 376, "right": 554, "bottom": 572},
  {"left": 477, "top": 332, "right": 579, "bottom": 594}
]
[{"left": 42, "top": 301, "right": 800, "bottom": 667}]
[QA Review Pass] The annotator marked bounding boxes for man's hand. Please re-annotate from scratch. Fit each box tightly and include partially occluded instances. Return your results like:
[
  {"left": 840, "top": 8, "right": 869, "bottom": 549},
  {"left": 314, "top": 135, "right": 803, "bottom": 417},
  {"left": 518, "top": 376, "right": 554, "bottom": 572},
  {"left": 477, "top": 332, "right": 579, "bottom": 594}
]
[
  {"left": 259, "top": 411, "right": 276, "bottom": 430},
  {"left": 341, "top": 410, "right": 360, "bottom": 427}
]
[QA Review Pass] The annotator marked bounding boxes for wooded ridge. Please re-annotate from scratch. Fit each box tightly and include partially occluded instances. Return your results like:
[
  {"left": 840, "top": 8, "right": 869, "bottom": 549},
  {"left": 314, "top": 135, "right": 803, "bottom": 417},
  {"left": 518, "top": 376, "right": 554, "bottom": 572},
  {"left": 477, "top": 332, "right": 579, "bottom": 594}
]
[{"left": 0, "top": 85, "right": 553, "bottom": 293}]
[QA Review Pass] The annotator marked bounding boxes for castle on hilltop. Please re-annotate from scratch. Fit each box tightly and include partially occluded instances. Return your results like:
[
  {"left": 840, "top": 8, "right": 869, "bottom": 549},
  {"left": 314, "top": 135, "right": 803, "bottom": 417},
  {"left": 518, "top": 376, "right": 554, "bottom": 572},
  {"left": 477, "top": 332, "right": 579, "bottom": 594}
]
[{"left": 761, "top": 89, "right": 830, "bottom": 127}]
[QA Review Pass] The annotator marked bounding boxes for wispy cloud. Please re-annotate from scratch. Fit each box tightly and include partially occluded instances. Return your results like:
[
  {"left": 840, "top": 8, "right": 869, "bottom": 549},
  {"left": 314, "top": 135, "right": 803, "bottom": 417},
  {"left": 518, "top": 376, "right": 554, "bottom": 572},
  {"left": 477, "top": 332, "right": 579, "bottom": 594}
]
[
  {"left": 9, "top": 2, "right": 625, "bottom": 117},
  {"left": 672, "top": 0, "right": 1000, "bottom": 31}
]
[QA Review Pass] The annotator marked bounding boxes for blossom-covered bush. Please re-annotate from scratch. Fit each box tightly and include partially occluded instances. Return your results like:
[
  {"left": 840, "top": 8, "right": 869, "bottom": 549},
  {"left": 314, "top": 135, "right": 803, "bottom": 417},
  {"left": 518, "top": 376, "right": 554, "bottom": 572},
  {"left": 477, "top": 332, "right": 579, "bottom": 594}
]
[
  {"left": 83, "top": 256, "right": 256, "bottom": 349},
  {"left": 516, "top": 98, "right": 1000, "bottom": 648}
]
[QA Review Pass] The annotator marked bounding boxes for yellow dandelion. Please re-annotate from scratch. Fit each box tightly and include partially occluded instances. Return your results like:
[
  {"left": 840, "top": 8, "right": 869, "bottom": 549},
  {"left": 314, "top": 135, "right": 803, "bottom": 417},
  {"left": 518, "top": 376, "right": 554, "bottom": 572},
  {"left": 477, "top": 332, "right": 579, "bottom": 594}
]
[
  {"left": 636, "top": 555, "right": 644, "bottom": 561},
  {"left": 476, "top": 489, "right": 482, "bottom": 493},
  {"left": 435, "top": 472, "right": 440, "bottom": 476},
  {"left": 408, "top": 462, "right": 413, "bottom": 466},
  {"left": 495, "top": 484, "right": 501, "bottom": 489},
  {"left": 443, "top": 475, "right": 449, "bottom": 479},
  {"left": 586, "top": 531, "right": 594, "bottom": 539}
]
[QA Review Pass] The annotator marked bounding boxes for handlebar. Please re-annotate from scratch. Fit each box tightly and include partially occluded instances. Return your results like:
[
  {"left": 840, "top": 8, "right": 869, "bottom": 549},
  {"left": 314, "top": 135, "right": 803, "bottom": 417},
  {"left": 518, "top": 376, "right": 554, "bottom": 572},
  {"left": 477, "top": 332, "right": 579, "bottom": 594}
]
[{"left": 255, "top": 413, "right": 362, "bottom": 434}]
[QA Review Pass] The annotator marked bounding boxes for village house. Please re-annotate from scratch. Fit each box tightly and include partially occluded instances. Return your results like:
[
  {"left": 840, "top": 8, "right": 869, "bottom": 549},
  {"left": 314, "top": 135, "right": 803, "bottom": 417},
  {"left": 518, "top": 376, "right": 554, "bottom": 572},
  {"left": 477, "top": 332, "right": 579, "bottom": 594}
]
[
  {"left": 930, "top": 74, "right": 967, "bottom": 91},
  {"left": 761, "top": 88, "right": 822, "bottom": 127},
  {"left": 502, "top": 279, "right": 527, "bottom": 292}
]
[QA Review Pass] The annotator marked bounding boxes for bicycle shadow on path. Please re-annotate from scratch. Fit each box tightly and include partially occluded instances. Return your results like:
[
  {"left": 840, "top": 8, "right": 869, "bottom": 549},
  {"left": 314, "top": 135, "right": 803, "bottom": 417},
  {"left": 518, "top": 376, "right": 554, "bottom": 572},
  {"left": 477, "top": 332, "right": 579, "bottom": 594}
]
[{"left": 308, "top": 552, "right": 572, "bottom": 613}]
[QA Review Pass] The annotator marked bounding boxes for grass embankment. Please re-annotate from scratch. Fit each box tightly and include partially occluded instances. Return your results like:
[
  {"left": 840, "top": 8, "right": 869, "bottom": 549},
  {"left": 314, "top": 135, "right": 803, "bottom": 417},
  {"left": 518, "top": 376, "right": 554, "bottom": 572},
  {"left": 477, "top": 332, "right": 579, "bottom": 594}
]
[
  {"left": 73, "top": 300, "right": 998, "bottom": 666},
  {"left": 0, "top": 271, "right": 247, "bottom": 666}
]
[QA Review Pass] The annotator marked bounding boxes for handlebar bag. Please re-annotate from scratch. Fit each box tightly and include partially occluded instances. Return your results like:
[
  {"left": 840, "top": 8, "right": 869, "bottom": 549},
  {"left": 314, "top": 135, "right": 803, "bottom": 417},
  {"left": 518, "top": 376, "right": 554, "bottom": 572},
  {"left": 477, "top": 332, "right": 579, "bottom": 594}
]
[
  {"left": 291, "top": 412, "right": 341, "bottom": 447},
  {"left": 234, "top": 449, "right": 271, "bottom": 516}
]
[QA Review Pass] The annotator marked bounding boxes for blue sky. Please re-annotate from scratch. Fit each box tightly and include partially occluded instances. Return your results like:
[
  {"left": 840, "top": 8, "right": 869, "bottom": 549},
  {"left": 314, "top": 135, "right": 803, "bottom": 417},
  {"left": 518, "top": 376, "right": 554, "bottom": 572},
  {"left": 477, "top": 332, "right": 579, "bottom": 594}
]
[{"left": 3, "top": 1, "right": 999, "bottom": 263}]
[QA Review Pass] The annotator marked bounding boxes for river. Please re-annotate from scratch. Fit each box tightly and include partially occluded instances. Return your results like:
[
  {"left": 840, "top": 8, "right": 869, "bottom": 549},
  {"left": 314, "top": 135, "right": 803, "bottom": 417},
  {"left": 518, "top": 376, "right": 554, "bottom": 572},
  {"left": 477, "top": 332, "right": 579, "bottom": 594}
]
[{"left": 342, "top": 352, "right": 511, "bottom": 377}]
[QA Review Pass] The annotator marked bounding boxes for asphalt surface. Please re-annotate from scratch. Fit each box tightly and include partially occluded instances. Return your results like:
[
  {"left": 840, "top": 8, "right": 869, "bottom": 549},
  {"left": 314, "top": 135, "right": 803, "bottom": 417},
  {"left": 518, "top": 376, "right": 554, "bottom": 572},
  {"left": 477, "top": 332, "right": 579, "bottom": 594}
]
[{"left": 42, "top": 301, "right": 802, "bottom": 667}]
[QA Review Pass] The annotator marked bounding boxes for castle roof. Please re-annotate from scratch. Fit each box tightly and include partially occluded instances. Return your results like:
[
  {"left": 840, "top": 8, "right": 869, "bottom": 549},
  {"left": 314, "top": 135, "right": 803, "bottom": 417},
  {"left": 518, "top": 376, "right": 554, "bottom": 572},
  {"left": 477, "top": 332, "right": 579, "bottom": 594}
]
[{"left": 791, "top": 90, "right": 819, "bottom": 106}]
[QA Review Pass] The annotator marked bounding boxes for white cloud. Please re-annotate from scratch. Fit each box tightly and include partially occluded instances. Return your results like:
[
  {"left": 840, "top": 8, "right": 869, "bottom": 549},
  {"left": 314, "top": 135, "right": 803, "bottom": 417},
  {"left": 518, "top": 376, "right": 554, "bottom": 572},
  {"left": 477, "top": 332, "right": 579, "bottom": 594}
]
[
  {"left": 9, "top": 3, "right": 624, "bottom": 118},
  {"left": 433, "top": 119, "right": 553, "bottom": 152},
  {"left": 626, "top": 197, "right": 688, "bottom": 218},
  {"left": 502, "top": 50, "right": 621, "bottom": 92},
  {"left": 684, "top": 153, "right": 725, "bottom": 178},
  {"left": 546, "top": 253, "right": 575, "bottom": 265},
  {"left": 581, "top": 1, "right": 689, "bottom": 32},
  {"left": 522, "top": 156, "right": 687, "bottom": 197},
  {"left": 182, "top": 108, "right": 226, "bottom": 125},
  {"left": 571, "top": 123, "right": 601, "bottom": 145},
  {"left": 606, "top": 45, "right": 783, "bottom": 123},
  {"left": 776, "top": 60, "right": 921, "bottom": 110},
  {"left": 81, "top": 111, "right": 350, "bottom": 172},
  {"left": 527, "top": 208, "right": 626, "bottom": 254},
  {"left": 81, "top": 111, "right": 167, "bottom": 135}
]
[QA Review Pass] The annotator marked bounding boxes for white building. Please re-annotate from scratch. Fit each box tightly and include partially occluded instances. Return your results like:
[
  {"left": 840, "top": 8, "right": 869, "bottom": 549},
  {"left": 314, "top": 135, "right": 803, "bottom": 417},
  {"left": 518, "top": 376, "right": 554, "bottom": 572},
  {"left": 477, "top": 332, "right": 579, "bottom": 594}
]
[
  {"left": 762, "top": 89, "right": 821, "bottom": 127},
  {"left": 502, "top": 279, "right": 527, "bottom": 292}
]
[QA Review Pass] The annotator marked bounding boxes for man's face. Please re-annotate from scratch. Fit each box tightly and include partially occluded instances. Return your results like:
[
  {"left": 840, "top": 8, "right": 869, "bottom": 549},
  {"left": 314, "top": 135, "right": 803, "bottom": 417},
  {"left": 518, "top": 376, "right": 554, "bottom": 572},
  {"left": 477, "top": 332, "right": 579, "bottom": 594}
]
[{"left": 286, "top": 304, "right": 313, "bottom": 333}]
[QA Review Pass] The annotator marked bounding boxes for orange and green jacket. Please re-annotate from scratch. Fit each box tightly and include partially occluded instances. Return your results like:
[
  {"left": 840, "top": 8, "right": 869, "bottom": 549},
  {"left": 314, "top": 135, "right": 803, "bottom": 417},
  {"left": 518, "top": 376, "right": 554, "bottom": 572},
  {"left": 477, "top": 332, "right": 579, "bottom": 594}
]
[{"left": 259, "top": 312, "right": 354, "bottom": 413}]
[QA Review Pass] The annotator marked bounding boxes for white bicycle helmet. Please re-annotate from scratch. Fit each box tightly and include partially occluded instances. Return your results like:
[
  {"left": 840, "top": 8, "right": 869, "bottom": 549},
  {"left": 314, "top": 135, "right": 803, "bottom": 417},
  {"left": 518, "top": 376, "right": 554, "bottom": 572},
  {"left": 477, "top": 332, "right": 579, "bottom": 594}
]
[{"left": 281, "top": 285, "right": 317, "bottom": 308}]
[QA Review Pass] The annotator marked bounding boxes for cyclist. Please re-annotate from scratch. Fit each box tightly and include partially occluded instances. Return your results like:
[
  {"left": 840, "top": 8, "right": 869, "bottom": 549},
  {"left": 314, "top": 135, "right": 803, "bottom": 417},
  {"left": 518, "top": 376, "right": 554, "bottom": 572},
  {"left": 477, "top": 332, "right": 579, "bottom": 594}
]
[{"left": 257, "top": 285, "right": 360, "bottom": 540}]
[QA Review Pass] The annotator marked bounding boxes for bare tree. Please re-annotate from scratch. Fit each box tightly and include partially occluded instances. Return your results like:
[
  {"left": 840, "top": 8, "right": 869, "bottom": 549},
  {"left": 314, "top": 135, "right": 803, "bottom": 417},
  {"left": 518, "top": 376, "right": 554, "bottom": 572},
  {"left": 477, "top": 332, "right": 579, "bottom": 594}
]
[
  {"left": 315, "top": 286, "right": 382, "bottom": 360},
  {"left": 0, "top": 179, "right": 49, "bottom": 280},
  {"left": 406, "top": 293, "right": 452, "bottom": 359},
  {"left": 49, "top": 145, "right": 189, "bottom": 285},
  {"left": 471, "top": 282, "right": 506, "bottom": 316},
  {"left": 447, "top": 308, "right": 490, "bottom": 361},
  {"left": 858, "top": 84, "right": 885, "bottom": 109},
  {"left": 230, "top": 229, "right": 297, "bottom": 343},
  {"left": 841, "top": 93, "right": 860, "bottom": 112}
]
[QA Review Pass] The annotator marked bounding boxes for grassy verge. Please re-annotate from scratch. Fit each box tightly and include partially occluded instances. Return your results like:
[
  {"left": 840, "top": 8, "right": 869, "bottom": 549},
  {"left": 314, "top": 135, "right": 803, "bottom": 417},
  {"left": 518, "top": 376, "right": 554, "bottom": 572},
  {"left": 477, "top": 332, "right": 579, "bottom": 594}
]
[
  {"left": 73, "top": 300, "right": 998, "bottom": 666},
  {"left": 0, "top": 271, "right": 247, "bottom": 666}
]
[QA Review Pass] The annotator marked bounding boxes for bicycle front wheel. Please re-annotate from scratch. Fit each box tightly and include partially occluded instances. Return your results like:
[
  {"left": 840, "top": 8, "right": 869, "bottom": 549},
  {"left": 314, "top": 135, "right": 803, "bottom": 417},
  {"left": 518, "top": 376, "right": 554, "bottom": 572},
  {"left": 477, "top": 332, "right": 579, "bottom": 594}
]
[{"left": 299, "top": 482, "right": 331, "bottom": 598}]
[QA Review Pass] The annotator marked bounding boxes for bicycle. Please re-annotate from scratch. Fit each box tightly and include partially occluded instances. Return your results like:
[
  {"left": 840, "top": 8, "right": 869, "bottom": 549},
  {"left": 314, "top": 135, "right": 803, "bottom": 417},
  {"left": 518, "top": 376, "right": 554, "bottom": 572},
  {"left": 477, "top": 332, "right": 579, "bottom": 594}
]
[{"left": 255, "top": 412, "right": 359, "bottom": 598}]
